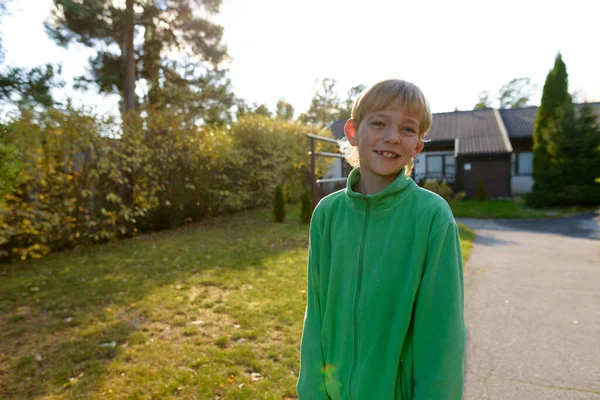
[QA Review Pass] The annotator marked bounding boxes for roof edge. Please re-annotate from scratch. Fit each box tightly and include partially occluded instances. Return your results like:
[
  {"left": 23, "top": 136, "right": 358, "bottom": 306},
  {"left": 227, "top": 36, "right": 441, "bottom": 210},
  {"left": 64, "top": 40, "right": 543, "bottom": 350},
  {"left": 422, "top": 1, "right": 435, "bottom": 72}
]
[{"left": 493, "top": 108, "right": 513, "bottom": 153}]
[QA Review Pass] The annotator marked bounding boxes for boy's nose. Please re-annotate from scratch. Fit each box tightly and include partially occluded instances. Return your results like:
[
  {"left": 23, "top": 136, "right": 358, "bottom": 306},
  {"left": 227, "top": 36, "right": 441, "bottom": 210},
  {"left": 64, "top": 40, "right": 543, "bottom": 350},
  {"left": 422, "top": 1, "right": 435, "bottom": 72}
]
[{"left": 383, "top": 129, "right": 400, "bottom": 143}]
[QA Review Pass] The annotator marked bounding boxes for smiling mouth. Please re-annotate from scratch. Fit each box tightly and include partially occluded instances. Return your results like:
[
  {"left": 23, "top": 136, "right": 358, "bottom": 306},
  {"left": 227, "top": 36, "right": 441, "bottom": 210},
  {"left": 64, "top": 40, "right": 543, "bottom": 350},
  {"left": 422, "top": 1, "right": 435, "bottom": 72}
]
[{"left": 375, "top": 151, "right": 399, "bottom": 159}]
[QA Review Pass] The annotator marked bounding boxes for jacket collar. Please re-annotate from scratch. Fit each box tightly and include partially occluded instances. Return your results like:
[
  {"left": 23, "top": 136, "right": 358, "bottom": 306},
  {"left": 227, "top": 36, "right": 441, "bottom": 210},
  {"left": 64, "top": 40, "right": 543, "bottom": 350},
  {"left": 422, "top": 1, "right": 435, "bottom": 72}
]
[{"left": 344, "top": 167, "right": 417, "bottom": 212}]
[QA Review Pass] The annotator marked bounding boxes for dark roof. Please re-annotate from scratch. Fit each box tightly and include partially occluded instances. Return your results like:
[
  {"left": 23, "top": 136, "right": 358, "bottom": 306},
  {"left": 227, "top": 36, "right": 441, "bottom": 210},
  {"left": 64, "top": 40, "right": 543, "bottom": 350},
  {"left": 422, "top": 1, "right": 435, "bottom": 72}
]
[
  {"left": 328, "top": 102, "right": 600, "bottom": 156},
  {"left": 499, "top": 106, "right": 538, "bottom": 138},
  {"left": 327, "top": 119, "right": 346, "bottom": 140},
  {"left": 428, "top": 109, "right": 510, "bottom": 155},
  {"left": 500, "top": 102, "right": 600, "bottom": 138}
]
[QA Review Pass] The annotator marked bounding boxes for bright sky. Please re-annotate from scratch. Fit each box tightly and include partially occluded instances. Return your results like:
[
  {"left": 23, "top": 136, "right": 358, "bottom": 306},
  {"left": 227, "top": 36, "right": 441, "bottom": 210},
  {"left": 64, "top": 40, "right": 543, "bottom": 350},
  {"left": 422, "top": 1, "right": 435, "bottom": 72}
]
[{"left": 1, "top": 0, "right": 599, "bottom": 117}]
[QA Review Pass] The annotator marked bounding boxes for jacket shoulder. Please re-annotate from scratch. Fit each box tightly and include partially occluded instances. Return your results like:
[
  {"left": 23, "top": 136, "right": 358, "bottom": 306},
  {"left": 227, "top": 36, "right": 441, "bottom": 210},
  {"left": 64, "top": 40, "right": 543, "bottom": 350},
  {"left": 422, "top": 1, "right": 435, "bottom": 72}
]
[
  {"left": 314, "top": 188, "right": 346, "bottom": 215},
  {"left": 410, "top": 186, "right": 456, "bottom": 229}
]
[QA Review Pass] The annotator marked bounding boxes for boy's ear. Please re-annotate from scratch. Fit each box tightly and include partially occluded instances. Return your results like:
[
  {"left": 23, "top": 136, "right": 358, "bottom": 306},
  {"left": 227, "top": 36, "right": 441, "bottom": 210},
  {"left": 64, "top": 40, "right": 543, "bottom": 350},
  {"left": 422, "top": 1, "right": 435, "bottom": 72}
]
[
  {"left": 414, "top": 139, "right": 425, "bottom": 155},
  {"left": 344, "top": 119, "right": 358, "bottom": 145}
]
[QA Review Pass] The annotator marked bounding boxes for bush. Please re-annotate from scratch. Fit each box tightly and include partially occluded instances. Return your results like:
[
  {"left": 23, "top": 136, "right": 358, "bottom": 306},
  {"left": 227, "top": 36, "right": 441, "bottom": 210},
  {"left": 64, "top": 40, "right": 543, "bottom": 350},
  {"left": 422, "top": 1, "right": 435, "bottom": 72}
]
[
  {"left": 0, "top": 108, "right": 334, "bottom": 261},
  {"left": 273, "top": 185, "right": 285, "bottom": 222},
  {"left": 0, "top": 130, "right": 24, "bottom": 197},
  {"left": 300, "top": 189, "right": 313, "bottom": 223},
  {"left": 476, "top": 179, "right": 486, "bottom": 201},
  {"left": 423, "top": 179, "right": 465, "bottom": 205},
  {"left": 230, "top": 114, "right": 334, "bottom": 209}
]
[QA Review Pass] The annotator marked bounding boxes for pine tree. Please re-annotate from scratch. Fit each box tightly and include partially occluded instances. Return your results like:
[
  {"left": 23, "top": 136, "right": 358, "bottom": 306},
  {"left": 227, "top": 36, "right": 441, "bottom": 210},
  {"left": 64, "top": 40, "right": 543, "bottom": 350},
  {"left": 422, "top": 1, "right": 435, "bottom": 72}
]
[
  {"left": 45, "top": 0, "right": 233, "bottom": 123},
  {"left": 552, "top": 104, "right": 600, "bottom": 205},
  {"left": 528, "top": 53, "right": 573, "bottom": 207}
]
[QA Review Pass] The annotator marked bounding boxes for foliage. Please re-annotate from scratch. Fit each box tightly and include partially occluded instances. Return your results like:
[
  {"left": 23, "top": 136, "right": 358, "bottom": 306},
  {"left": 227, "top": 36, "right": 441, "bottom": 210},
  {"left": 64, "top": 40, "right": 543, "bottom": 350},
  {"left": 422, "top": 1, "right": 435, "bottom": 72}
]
[
  {"left": 230, "top": 114, "right": 334, "bottom": 210},
  {"left": 474, "top": 77, "right": 536, "bottom": 110},
  {"left": 276, "top": 98, "right": 294, "bottom": 120},
  {"left": 273, "top": 185, "right": 285, "bottom": 222},
  {"left": 537, "top": 104, "right": 600, "bottom": 206},
  {"left": 252, "top": 103, "right": 271, "bottom": 118},
  {"left": 0, "top": 125, "right": 23, "bottom": 196},
  {"left": 300, "top": 189, "right": 313, "bottom": 223},
  {"left": 498, "top": 77, "right": 537, "bottom": 109},
  {"left": 298, "top": 78, "right": 364, "bottom": 127},
  {"left": 476, "top": 179, "right": 486, "bottom": 201},
  {"left": 423, "top": 179, "right": 465, "bottom": 205},
  {"left": 338, "top": 84, "right": 366, "bottom": 120},
  {"left": 528, "top": 54, "right": 575, "bottom": 207},
  {"left": 0, "top": 1, "right": 62, "bottom": 107},
  {"left": 0, "top": 64, "right": 64, "bottom": 107},
  {"left": 474, "top": 91, "right": 491, "bottom": 110},
  {"left": 0, "top": 109, "right": 330, "bottom": 261},
  {"left": 46, "top": 0, "right": 233, "bottom": 124}
]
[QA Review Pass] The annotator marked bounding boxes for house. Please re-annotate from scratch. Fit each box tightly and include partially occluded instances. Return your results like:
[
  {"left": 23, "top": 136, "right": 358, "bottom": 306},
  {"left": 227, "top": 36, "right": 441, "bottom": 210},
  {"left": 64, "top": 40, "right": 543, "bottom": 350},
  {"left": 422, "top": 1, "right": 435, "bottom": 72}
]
[{"left": 325, "top": 103, "right": 600, "bottom": 198}]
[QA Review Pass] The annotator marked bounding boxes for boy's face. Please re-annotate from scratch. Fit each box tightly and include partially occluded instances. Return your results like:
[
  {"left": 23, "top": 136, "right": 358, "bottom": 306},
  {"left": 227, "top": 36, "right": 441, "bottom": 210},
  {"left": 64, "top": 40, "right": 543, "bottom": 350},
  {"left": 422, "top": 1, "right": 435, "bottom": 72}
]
[{"left": 344, "top": 105, "right": 424, "bottom": 189}]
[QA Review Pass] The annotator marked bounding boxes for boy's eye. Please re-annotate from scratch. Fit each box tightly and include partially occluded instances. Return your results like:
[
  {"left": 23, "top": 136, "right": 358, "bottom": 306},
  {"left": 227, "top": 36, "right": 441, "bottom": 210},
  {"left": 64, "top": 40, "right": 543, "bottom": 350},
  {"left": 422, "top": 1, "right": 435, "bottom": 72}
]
[
  {"left": 402, "top": 127, "right": 416, "bottom": 134},
  {"left": 371, "top": 121, "right": 385, "bottom": 127}
]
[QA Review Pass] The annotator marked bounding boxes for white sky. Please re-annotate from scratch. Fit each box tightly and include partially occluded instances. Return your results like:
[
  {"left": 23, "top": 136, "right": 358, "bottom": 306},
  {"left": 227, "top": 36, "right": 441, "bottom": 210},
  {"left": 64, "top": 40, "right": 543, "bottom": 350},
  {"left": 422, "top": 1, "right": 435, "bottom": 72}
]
[{"left": 1, "top": 0, "right": 599, "bottom": 117}]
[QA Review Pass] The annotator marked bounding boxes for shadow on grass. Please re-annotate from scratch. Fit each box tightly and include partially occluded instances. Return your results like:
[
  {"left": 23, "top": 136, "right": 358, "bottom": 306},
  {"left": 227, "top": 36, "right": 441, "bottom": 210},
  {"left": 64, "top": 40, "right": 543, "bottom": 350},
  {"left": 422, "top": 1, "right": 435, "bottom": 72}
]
[
  {"left": 4, "top": 320, "right": 131, "bottom": 398},
  {"left": 0, "top": 207, "right": 309, "bottom": 398}
]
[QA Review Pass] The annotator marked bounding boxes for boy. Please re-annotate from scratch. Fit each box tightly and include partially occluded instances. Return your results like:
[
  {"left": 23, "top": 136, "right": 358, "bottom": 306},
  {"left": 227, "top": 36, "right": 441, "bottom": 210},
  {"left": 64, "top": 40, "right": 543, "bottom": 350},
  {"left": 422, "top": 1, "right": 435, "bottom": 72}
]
[{"left": 297, "top": 79, "right": 465, "bottom": 399}]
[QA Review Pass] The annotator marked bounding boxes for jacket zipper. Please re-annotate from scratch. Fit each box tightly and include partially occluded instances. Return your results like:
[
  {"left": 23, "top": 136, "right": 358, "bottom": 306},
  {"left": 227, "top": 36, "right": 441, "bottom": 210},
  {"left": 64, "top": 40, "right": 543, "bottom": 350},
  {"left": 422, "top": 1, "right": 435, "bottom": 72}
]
[{"left": 348, "top": 196, "right": 370, "bottom": 399}]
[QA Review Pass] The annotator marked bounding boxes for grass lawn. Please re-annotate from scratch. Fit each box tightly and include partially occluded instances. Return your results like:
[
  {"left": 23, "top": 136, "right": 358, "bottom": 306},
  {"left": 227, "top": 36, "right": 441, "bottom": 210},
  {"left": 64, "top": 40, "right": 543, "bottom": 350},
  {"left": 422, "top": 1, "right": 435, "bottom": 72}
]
[
  {"left": 451, "top": 198, "right": 594, "bottom": 219},
  {"left": 0, "top": 205, "right": 474, "bottom": 399}
]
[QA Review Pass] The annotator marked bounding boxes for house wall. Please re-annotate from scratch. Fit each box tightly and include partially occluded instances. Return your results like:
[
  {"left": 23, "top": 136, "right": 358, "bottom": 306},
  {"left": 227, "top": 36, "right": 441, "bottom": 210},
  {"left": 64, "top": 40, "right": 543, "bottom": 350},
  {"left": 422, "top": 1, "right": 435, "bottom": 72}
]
[
  {"left": 511, "top": 137, "right": 533, "bottom": 152},
  {"left": 511, "top": 176, "right": 534, "bottom": 195},
  {"left": 510, "top": 137, "right": 534, "bottom": 195},
  {"left": 460, "top": 155, "right": 511, "bottom": 198}
]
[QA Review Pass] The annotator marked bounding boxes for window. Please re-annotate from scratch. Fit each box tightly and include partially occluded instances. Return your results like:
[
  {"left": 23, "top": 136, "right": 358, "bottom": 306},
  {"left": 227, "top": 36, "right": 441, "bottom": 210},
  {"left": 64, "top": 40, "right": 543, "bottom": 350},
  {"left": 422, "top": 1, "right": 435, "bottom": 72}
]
[
  {"left": 514, "top": 152, "right": 533, "bottom": 176},
  {"left": 427, "top": 156, "right": 443, "bottom": 174},
  {"left": 444, "top": 155, "right": 456, "bottom": 177},
  {"left": 424, "top": 154, "right": 456, "bottom": 182}
]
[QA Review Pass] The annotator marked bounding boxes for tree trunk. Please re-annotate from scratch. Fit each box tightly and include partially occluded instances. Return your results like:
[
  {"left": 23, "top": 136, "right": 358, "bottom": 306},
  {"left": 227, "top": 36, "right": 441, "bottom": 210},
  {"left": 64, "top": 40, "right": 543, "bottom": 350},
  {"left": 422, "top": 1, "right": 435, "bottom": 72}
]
[
  {"left": 120, "top": 0, "right": 136, "bottom": 237},
  {"left": 123, "top": 0, "right": 136, "bottom": 112}
]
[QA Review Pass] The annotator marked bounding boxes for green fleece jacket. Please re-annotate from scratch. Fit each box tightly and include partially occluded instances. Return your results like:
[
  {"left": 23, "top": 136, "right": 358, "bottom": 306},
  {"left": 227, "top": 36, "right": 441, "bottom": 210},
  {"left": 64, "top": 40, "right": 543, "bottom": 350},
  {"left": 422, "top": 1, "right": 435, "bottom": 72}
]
[{"left": 297, "top": 167, "right": 465, "bottom": 400}]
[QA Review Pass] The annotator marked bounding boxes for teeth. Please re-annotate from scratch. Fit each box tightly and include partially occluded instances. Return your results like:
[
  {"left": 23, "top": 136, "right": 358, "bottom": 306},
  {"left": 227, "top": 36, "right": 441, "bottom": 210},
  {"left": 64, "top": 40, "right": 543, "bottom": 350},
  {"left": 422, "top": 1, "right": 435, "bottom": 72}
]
[{"left": 379, "top": 151, "right": 397, "bottom": 158}]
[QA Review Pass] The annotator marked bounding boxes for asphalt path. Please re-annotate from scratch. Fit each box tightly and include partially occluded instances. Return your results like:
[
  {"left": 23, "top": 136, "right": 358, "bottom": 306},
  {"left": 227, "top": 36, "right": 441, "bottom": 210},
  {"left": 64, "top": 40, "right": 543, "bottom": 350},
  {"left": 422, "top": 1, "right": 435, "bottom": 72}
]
[{"left": 458, "top": 213, "right": 600, "bottom": 399}]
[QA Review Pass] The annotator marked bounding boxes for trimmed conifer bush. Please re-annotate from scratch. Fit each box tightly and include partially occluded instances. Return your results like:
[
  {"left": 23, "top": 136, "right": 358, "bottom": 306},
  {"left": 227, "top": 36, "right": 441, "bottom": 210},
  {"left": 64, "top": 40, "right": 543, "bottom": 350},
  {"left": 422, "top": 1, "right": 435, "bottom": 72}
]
[
  {"left": 274, "top": 185, "right": 285, "bottom": 222},
  {"left": 300, "top": 190, "right": 313, "bottom": 223}
]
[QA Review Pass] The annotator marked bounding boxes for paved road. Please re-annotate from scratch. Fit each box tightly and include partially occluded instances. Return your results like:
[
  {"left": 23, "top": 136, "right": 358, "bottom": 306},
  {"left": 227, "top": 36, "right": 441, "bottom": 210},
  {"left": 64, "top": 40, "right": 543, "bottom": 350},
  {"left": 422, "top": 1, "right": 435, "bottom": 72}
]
[{"left": 458, "top": 213, "right": 600, "bottom": 400}]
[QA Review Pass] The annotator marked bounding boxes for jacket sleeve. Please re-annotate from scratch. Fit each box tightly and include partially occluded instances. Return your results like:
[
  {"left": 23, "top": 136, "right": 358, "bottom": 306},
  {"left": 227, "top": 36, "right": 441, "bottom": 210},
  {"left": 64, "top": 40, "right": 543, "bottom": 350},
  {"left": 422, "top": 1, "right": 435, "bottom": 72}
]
[
  {"left": 297, "top": 207, "right": 330, "bottom": 399},
  {"left": 412, "top": 221, "right": 466, "bottom": 400}
]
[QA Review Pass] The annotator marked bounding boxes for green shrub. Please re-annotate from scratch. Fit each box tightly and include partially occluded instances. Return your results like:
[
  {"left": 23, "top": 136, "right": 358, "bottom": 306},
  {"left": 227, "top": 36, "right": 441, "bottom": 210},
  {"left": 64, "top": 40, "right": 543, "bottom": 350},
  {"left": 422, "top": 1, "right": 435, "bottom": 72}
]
[
  {"left": 476, "top": 179, "right": 486, "bottom": 201},
  {"left": 423, "top": 179, "right": 465, "bottom": 204},
  {"left": 300, "top": 189, "right": 313, "bottom": 223},
  {"left": 0, "top": 110, "right": 335, "bottom": 261},
  {"left": 274, "top": 185, "right": 285, "bottom": 222},
  {"left": 0, "top": 131, "right": 24, "bottom": 197}
]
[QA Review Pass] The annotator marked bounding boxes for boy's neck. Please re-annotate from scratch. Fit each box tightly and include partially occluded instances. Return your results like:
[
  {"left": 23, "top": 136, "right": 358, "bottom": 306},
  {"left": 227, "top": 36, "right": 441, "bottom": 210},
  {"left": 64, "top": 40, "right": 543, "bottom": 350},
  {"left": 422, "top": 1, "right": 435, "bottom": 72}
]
[{"left": 355, "top": 170, "right": 400, "bottom": 195}]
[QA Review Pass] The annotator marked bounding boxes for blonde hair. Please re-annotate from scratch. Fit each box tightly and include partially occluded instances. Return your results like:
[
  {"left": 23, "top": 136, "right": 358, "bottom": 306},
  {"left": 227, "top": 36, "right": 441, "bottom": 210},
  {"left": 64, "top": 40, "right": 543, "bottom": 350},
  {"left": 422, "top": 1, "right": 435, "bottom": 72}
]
[{"left": 338, "top": 79, "right": 432, "bottom": 176}]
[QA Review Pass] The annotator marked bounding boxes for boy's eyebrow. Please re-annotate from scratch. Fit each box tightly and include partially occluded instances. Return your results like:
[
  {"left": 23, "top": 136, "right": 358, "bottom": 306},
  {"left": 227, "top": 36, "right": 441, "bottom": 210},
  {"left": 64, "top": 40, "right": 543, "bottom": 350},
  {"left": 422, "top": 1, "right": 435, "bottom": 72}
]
[{"left": 369, "top": 112, "right": 419, "bottom": 126}]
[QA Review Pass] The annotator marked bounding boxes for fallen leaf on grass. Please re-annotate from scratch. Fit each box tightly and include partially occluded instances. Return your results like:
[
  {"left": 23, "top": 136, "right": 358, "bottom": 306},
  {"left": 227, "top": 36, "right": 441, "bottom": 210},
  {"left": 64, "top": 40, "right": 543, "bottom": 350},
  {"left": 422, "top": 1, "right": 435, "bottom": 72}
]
[{"left": 250, "top": 372, "right": 263, "bottom": 382}]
